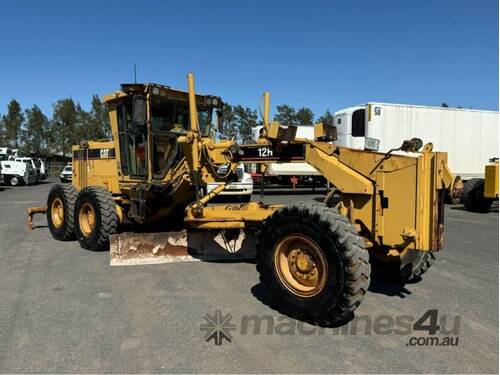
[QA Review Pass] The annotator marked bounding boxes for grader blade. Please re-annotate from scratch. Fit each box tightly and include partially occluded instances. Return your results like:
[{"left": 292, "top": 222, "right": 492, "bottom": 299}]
[{"left": 109, "top": 229, "right": 256, "bottom": 266}]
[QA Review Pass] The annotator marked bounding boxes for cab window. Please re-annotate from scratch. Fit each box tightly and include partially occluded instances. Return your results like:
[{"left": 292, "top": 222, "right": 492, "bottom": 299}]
[{"left": 117, "top": 99, "right": 147, "bottom": 178}]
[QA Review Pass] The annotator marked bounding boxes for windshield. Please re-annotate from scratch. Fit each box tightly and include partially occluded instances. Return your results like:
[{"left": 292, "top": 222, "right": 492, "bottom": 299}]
[
  {"left": 150, "top": 96, "right": 214, "bottom": 137},
  {"left": 63, "top": 166, "right": 72, "bottom": 172}
]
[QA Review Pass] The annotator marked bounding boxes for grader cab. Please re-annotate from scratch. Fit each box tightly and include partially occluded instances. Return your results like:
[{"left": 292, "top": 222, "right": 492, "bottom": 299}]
[{"left": 29, "top": 73, "right": 457, "bottom": 324}]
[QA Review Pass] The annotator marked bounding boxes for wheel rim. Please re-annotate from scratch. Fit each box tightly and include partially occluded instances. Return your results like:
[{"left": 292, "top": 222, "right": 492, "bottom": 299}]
[
  {"left": 51, "top": 198, "right": 64, "bottom": 229},
  {"left": 79, "top": 202, "right": 96, "bottom": 237},
  {"left": 11, "top": 177, "right": 19, "bottom": 185},
  {"left": 274, "top": 234, "right": 328, "bottom": 297}
]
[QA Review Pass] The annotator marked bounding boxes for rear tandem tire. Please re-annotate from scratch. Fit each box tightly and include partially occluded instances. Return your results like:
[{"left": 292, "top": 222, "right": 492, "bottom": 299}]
[
  {"left": 74, "top": 187, "right": 118, "bottom": 251},
  {"left": 462, "top": 178, "right": 493, "bottom": 213},
  {"left": 47, "top": 183, "right": 78, "bottom": 241},
  {"left": 256, "top": 202, "right": 371, "bottom": 325},
  {"left": 370, "top": 249, "right": 436, "bottom": 283}
]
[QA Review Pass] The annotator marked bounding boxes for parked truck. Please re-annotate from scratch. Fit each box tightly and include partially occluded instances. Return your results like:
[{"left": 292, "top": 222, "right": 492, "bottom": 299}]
[
  {"left": 333, "top": 103, "right": 499, "bottom": 182},
  {"left": 1, "top": 160, "right": 37, "bottom": 186},
  {"left": 14, "top": 157, "right": 41, "bottom": 183},
  {"left": 462, "top": 158, "right": 499, "bottom": 212}
]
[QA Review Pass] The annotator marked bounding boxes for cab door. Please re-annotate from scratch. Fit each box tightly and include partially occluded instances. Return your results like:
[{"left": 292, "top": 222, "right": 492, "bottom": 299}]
[{"left": 116, "top": 98, "right": 148, "bottom": 180}]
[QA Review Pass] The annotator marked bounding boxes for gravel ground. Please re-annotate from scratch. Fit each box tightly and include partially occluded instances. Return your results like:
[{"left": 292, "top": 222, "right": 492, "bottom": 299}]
[{"left": 0, "top": 182, "right": 497, "bottom": 373}]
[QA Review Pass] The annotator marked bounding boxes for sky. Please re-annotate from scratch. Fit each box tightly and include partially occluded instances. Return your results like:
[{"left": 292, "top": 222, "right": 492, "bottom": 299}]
[{"left": 0, "top": 0, "right": 498, "bottom": 119}]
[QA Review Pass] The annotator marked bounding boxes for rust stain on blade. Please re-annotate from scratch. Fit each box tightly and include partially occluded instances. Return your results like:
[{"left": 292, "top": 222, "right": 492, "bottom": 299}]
[{"left": 109, "top": 229, "right": 256, "bottom": 266}]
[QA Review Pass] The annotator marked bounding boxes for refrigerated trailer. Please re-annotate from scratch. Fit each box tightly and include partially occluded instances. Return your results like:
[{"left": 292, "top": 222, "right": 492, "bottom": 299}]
[{"left": 334, "top": 103, "right": 499, "bottom": 179}]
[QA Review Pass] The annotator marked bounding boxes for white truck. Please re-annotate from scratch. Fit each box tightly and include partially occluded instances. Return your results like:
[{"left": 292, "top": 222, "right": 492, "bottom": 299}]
[
  {"left": 0, "top": 148, "right": 12, "bottom": 184},
  {"left": 1, "top": 160, "right": 38, "bottom": 186},
  {"left": 251, "top": 125, "right": 324, "bottom": 187},
  {"left": 15, "top": 157, "right": 40, "bottom": 183},
  {"left": 334, "top": 103, "right": 499, "bottom": 180},
  {"left": 36, "top": 158, "right": 47, "bottom": 180},
  {"left": 207, "top": 164, "right": 254, "bottom": 202}
]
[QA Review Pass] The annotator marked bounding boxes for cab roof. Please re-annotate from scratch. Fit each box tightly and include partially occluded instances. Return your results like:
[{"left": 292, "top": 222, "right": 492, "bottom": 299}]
[{"left": 103, "top": 83, "right": 223, "bottom": 108}]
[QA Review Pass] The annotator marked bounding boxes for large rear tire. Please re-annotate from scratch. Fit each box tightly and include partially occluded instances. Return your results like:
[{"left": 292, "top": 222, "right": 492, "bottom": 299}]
[
  {"left": 256, "top": 202, "right": 370, "bottom": 325},
  {"left": 47, "top": 183, "right": 77, "bottom": 241},
  {"left": 462, "top": 178, "right": 493, "bottom": 212},
  {"left": 74, "top": 187, "right": 118, "bottom": 251},
  {"left": 371, "top": 248, "right": 436, "bottom": 282}
]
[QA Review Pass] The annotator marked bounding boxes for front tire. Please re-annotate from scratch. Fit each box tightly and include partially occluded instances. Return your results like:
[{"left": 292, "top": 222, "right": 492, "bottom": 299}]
[
  {"left": 256, "top": 202, "right": 370, "bottom": 325},
  {"left": 9, "top": 175, "right": 23, "bottom": 186},
  {"left": 47, "top": 183, "right": 78, "bottom": 240},
  {"left": 462, "top": 178, "right": 493, "bottom": 212},
  {"left": 74, "top": 187, "right": 118, "bottom": 251}
]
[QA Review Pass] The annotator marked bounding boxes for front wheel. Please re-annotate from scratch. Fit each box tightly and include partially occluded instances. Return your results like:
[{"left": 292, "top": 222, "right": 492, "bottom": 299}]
[
  {"left": 256, "top": 202, "right": 370, "bottom": 325},
  {"left": 9, "top": 175, "right": 23, "bottom": 186},
  {"left": 74, "top": 187, "right": 118, "bottom": 251}
]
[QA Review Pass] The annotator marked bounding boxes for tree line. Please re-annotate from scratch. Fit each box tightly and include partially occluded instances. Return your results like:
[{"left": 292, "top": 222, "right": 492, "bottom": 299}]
[
  {"left": 221, "top": 104, "right": 334, "bottom": 143},
  {"left": 0, "top": 97, "right": 334, "bottom": 155},
  {"left": 0, "top": 96, "right": 111, "bottom": 157}
]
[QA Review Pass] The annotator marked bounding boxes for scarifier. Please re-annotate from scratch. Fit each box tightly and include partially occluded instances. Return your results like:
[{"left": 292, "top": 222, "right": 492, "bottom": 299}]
[{"left": 28, "top": 73, "right": 458, "bottom": 324}]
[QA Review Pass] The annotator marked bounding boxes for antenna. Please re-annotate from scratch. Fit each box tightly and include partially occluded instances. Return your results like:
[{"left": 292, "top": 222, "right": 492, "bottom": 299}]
[{"left": 134, "top": 64, "right": 137, "bottom": 83}]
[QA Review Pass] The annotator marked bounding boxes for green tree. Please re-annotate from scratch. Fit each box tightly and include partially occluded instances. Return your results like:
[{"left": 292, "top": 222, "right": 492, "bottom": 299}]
[
  {"left": 0, "top": 115, "right": 5, "bottom": 145},
  {"left": 318, "top": 109, "right": 334, "bottom": 126},
  {"left": 21, "top": 105, "right": 50, "bottom": 155},
  {"left": 3, "top": 99, "right": 24, "bottom": 148},
  {"left": 274, "top": 104, "right": 297, "bottom": 125},
  {"left": 234, "top": 105, "right": 258, "bottom": 143},
  {"left": 295, "top": 107, "right": 315, "bottom": 125},
  {"left": 52, "top": 98, "right": 78, "bottom": 155},
  {"left": 220, "top": 103, "right": 239, "bottom": 141},
  {"left": 89, "top": 95, "right": 111, "bottom": 139},
  {"left": 75, "top": 103, "right": 91, "bottom": 141}
]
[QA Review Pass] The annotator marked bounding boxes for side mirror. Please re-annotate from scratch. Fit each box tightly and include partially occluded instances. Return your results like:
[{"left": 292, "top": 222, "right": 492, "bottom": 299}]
[{"left": 133, "top": 95, "right": 147, "bottom": 124}]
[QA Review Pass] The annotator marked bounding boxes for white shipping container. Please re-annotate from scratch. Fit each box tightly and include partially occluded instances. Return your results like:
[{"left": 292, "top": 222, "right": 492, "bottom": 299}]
[{"left": 334, "top": 103, "right": 499, "bottom": 179}]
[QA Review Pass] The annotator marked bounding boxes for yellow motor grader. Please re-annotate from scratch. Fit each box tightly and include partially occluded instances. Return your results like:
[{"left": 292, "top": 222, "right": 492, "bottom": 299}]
[
  {"left": 462, "top": 158, "right": 498, "bottom": 212},
  {"left": 29, "top": 73, "right": 456, "bottom": 324}
]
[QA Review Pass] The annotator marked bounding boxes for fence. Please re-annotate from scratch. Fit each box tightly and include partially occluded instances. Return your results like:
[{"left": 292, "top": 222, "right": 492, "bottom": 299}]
[{"left": 45, "top": 161, "right": 69, "bottom": 181}]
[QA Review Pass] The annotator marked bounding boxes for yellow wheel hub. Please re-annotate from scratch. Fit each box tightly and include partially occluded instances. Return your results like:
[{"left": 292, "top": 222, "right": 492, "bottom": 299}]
[
  {"left": 51, "top": 198, "right": 64, "bottom": 229},
  {"left": 274, "top": 235, "right": 327, "bottom": 297},
  {"left": 79, "top": 202, "right": 96, "bottom": 237}
]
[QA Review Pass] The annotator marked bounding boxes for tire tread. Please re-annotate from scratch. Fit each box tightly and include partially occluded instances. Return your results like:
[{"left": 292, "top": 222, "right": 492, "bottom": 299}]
[
  {"left": 75, "top": 186, "right": 117, "bottom": 251},
  {"left": 256, "top": 201, "right": 371, "bottom": 325},
  {"left": 47, "top": 183, "right": 78, "bottom": 241}
]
